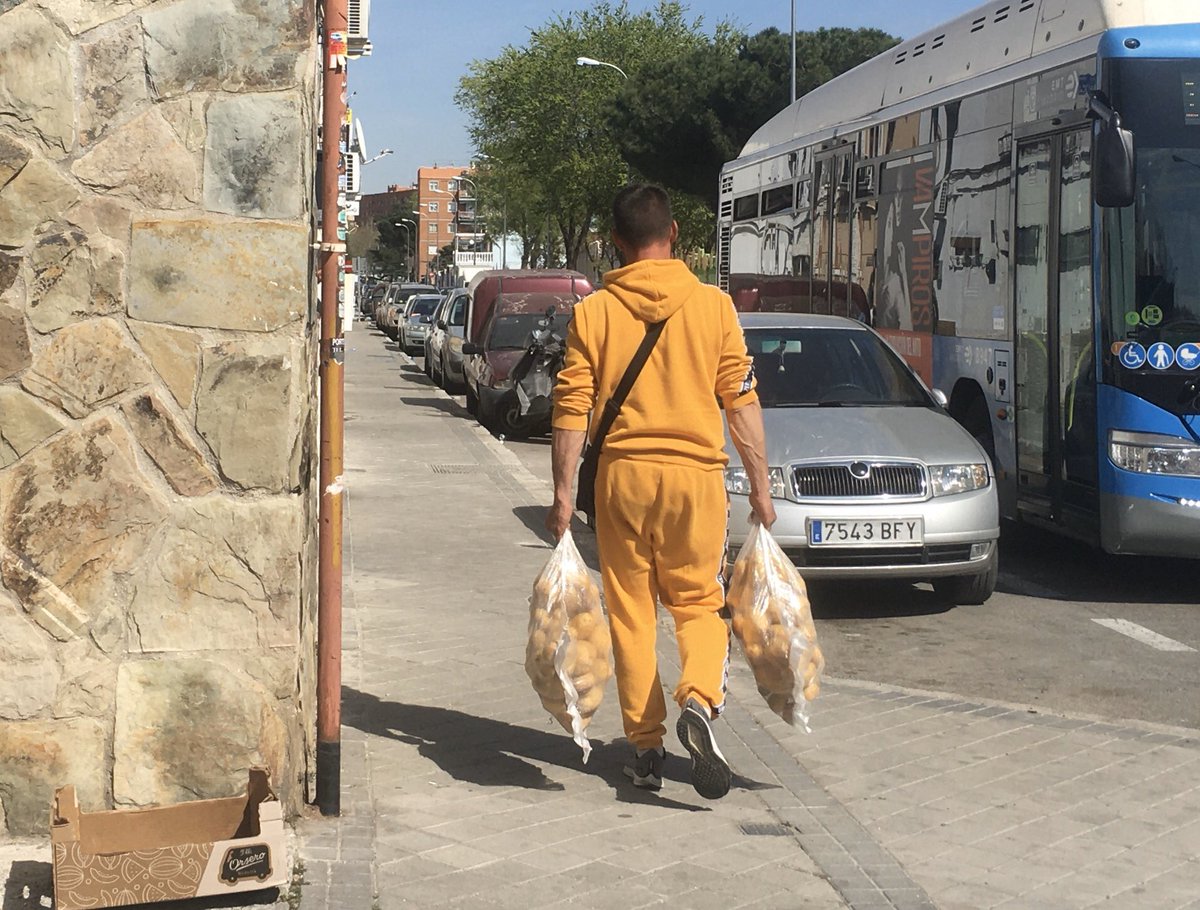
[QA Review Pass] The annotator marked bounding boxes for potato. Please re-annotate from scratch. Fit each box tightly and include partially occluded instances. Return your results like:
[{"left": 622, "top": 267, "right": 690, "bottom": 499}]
[
  {"left": 802, "top": 659, "right": 820, "bottom": 688},
  {"left": 756, "top": 663, "right": 795, "bottom": 696},
  {"left": 563, "top": 640, "right": 597, "bottom": 676},
  {"left": 568, "top": 612, "right": 598, "bottom": 640},
  {"left": 571, "top": 672, "right": 597, "bottom": 694},
  {"left": 766, "top": 630, "right": 791, "bottom": 665},
  {"left": 743, "top": 641, "right": 764, "bottom": 665},
  {"left": 576, "top": 686, "right": 604, "bottom": 715}
]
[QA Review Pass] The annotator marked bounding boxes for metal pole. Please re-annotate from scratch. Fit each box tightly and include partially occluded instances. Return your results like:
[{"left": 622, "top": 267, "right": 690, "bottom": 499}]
[
  {"left": 317, "top": 0, "right": 347, "bottom": 818},
  {"left": 790, "top": 0, "right": 797, "bottom": 105}
]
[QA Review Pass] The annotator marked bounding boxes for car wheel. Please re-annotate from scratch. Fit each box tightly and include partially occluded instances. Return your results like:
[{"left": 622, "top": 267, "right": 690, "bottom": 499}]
[
  {"left": 424, "top": 345, "right": 433, "bottom": 377},
  {"left": 465, "top": 383, "right": 479, "bottom": 417},
  {"left": 494, "top": 392, "right": 531, "bottom": 439},
  {"left": 432, "top": 353, "right": 444, "bottom": 389},
  {"left": 932, "top": 548, "right": 998, "bottom": 605}
]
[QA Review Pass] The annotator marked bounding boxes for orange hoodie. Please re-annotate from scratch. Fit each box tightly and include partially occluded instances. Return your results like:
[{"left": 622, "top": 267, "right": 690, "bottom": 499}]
[{"left": 552, "top": 258, "right": 757, "bottom": 469}]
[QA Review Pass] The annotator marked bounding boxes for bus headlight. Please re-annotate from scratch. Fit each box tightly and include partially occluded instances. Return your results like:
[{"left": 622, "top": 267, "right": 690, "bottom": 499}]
[
  {"left": 1109, "top": 430, "right": 1200, "bottom": 477},
  {"left": 724, "top": 466, "right": 788, "bottom": 499},
  {"left": 929, "top": 464, "right": 990, "bottom": 496}
]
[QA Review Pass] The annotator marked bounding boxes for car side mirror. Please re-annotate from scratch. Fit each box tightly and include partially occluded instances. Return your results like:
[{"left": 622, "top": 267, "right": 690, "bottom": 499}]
[
  {"left": 462, "top": 343, "right": 482, "bottom": 356},
  {"left": 931, "top": 388, "right": 949, "bottom": 408},
  {"left": 1090, "top": 94, "right": 1136, "bottom": 208}
]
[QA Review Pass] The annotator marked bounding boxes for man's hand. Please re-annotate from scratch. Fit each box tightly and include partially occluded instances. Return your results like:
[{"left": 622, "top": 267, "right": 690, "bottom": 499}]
[
  {"left": 748, "top": 489, "right": 777, "bottom": 529},
  {"left": 546, "top": 496, "right": 574, "bottom": 540}
]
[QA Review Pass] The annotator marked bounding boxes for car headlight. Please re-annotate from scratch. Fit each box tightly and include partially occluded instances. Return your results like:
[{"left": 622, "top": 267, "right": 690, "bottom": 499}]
[
  {"left": 929, "top": 463, "right": 990, "bottom": 496},
  {"left": 724, "top": 466, "right": 788, "bottom": 499},
  {"left": 449, "top": 337, "right": 463, "bottom": 352},
  {"left": 1110, "top": 429, "right": 1200, "bottom": 477}
]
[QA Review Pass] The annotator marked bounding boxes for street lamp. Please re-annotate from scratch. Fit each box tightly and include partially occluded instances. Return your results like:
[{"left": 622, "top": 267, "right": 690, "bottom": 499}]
[
  {"left": 477, "top": 155, "right": 510, "bottom": 270},
  {"left": 576, "top": 56, "right": 628, "bottom": 80},
  {"left": 361, "top": 148, "right": 394, "bottom": 164},
  {"left": 790, "top": 0, "right": 797, "bottom": 105},
  {"left": 394, "top": 218, "right": 416, "bottom": 280}
]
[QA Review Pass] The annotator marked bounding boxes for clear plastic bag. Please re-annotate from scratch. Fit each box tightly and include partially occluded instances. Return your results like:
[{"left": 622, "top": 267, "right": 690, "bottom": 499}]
[
  {"left": 525, "top": 530, "right": 613, "bottom": 762},
  {"left": 726, "top": 522, "right": 824, "bottom": 730}
]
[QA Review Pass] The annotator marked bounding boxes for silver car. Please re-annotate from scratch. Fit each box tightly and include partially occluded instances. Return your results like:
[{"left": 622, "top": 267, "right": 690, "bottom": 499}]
[
  {"left": 398, "top": 293, "right": 443, "bottom": 355},
  {"left": 425, "top": 289, "right": 468, "bottom": 390},
  {"left": 725, "top": 314, "right": 999, "bottom": 604}
]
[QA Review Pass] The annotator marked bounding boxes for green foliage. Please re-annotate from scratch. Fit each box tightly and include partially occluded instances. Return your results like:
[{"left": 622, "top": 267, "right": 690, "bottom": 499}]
[
  {"left": 456, "top": 3, "right": 898, "bottom": 262},
  {"left": 370, "top": 208, "right": 418, "bottom": 278},
  {"left": 609, "top": 27, "right": 899, "bottom": 208},
  {"left": 456, "top": 1, "right": 708, "bottom": 267}
]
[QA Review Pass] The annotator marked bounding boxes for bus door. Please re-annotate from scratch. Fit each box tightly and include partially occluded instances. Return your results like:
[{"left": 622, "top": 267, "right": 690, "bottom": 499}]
[
  {"left": 1013, "top": 127, "right": 1098, "bottom": 530},
  {"left": 812, "top": 147, "right": 854, "bottom": 314}
]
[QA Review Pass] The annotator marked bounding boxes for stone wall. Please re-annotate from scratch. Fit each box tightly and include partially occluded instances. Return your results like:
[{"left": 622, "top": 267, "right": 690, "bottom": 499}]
[{"left": 0, "top": 0, "right": 318, "bottom": 835}]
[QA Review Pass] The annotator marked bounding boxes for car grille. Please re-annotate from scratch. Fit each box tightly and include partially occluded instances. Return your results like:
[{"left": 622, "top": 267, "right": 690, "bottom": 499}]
[
  {"left": 791, "top": 463, "right": 925, "bottom": 499},
  {"left": 784, "top": 544, "right": 973, "bottom": 568}
]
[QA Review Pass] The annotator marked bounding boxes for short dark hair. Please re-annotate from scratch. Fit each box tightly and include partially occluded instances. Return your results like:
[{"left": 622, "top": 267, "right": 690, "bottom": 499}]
[{"left": 612, "top": 184, "right": 672, "bottom": 249}]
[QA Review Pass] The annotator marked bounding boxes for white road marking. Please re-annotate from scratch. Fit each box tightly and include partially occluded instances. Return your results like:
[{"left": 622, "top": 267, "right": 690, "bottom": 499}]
[{"left": 1091, "top": 618, "right": 1196, "bottom": 652}]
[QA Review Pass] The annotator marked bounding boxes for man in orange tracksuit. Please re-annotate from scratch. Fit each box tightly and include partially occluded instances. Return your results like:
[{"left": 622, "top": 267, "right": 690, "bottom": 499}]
[{"left": 546, "top": 184, "right": 776, "bottom": 799}]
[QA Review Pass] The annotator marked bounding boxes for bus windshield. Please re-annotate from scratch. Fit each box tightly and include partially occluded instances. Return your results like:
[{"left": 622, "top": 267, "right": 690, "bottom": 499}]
[{"left": 1104, "top": 58, "right": 1200, "bottom": 415}]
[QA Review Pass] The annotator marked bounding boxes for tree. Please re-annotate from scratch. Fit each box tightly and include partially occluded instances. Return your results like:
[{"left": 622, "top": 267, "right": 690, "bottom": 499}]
[
  {"left": 609, "top": 27, "right": 899, "bottom": 209},
  {"left": 370, "top": 214, "right": 416, "bottom": 279},
  {"left": 457, "top": 1, "right": 709, "bottom": 267}
]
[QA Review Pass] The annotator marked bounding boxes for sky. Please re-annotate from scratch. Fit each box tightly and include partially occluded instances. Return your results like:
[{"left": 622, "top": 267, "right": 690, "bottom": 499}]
[{"left": 351, "top": 0, "right": 984, "bottom": 194}]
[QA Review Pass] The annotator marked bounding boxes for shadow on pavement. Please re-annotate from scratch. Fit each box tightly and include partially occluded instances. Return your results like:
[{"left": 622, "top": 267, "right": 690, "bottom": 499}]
[
  {"left": 3, "top": 861, "right": 52, "bottom": 910},
  {"left": 807, "top": 581, "right": 954, "bottom": 620},
  {"left": 342, "top": 687, "right": 730, "bottom": 811},
  {"left": 398, "top": 396, "right": 471, "bottom": 418},
  {"left": 997, "top": 521, "right": 1196, "bottom": 605},
  {"left": 511, "top": 507, "right": 602, "bottom": 573}
]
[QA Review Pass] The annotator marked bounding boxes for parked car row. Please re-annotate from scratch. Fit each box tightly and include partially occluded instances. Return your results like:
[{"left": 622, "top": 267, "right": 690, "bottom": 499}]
[
  {"left": 361, "top": 274, "right": 999, "bottom": 603},
  {"left": 366, "top": 270, "right": 594, "bottom": 438}
]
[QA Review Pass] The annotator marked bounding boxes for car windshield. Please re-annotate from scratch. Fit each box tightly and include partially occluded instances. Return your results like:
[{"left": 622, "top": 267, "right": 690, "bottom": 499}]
[
  {"left": 406, "top": 295, "right": 441, "bottom": 317},
  {"left": 488, "top": 313, "right": 572, "bottom": 350},
  {"left": 744, "top": 327, "right": 932, "bottom": 407}
]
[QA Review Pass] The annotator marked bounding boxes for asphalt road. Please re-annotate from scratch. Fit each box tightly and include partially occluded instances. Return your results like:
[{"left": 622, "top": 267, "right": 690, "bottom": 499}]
[{"left": 391, "top": 336, "right": 1199, "bottom": 734}]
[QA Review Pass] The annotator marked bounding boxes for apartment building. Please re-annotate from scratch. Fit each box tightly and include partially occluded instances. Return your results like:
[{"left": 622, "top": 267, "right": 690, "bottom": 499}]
[{"left": 415, "top": 165, "right": 482, "bottom": 282}]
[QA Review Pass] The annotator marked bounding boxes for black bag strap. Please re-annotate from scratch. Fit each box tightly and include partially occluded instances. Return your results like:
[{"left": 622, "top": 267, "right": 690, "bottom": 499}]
[{"left": 586, "top": 319, "right": 667, "bottom": 456}]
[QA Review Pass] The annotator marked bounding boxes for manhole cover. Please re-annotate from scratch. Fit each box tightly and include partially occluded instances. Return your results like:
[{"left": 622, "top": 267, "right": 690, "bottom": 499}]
[{"left": 739, "top": 823, "right": 792, "bottom": 837}]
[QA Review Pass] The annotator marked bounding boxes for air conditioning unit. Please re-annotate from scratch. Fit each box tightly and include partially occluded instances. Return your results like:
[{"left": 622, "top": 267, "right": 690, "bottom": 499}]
[{"left": 347, "top": 0, "right": 372, "bottom": 57}]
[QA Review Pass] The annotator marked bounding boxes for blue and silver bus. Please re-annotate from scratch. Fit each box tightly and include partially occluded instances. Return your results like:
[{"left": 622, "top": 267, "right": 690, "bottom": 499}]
[{"left": 719, "top": 0, "right": 1200, "bottom": 557}]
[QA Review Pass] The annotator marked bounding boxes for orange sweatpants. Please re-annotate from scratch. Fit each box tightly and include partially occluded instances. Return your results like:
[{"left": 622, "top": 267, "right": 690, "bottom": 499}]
[{"left": 594, "top": 457, "right": 730, "bottom": 751}]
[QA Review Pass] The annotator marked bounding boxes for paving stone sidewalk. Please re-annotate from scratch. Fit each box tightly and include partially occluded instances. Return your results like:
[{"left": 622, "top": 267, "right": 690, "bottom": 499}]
[{"left": 296, "top": 327, "right": 1200, "bottom": 910}]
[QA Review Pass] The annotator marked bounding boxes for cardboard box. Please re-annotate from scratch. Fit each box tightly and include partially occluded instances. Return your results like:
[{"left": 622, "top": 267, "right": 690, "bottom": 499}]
[{"left": 51, "top": 767, "right": 287, "bottom": 910}]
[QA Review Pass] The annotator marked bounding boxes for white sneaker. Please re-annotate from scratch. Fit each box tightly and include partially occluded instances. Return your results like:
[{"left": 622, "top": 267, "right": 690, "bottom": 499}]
[{"left": 676, "top": 698, "right": 731, "bottom": 799}]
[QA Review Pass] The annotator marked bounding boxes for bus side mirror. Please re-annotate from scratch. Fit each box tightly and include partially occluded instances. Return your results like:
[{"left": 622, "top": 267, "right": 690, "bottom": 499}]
[{"left": 1090, "top": 96, "right": 1136, "bottom": 208}]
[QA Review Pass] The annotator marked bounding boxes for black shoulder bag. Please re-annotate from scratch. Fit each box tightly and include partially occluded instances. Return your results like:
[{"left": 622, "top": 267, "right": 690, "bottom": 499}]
[{"left": 576, "top": 320, "right": 667, "bottom": 519}]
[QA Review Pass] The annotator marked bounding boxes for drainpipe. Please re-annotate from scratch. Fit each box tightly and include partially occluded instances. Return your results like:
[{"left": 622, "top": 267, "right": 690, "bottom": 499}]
[{"left": 317, "top": 0, "right": 348, "bottom": 817}]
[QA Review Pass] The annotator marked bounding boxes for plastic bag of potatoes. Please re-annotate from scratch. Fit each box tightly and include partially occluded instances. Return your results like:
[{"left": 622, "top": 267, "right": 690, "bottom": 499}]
[
  {"left": 726, "top": 522, "right": 824, "bottom": 729},
  {"left": 525, "top": 529, "right": 613, "bottom": 762}
]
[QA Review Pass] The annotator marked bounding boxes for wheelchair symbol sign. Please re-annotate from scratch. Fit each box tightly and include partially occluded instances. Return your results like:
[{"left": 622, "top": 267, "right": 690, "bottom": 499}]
[{"left": 1118, "top": 342, "right": 1147, "bottom": 369}]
